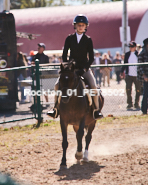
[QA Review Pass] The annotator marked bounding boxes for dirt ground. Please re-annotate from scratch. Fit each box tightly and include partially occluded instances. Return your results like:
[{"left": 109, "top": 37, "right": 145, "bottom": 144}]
[{"left": 0, "top": 116, "right": 148, "bottom": 185}]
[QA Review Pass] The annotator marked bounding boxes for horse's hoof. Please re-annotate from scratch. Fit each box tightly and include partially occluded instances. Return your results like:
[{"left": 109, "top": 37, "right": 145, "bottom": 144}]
[
  {"left": 82, "top": 157, "right": 89, "bottom": 163},
  {"left": 75, "top": 151, "right": 83, "bottom": 160},
  {"left": 60, "top": 165, "right": 67, "bottom": 170},
  {"left": 77, "top": 160, "right": 81, "bottom": 164}
]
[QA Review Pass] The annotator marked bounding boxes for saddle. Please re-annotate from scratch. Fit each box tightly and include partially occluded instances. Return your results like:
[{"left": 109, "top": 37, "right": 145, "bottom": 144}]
[
  {"left": 80, "top": 77, "right": 103, "bottom": 109},
  {"left": 58, "top": 76, "right": 104, "bottom": 111}
]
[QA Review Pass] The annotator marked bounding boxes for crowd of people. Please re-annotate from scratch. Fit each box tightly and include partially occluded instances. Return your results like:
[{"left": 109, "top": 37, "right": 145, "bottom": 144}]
[
  {"left": 93, "top": 40, "right": 148, "bottom": 114},
  {"left": 92, "top": 50, "right": 125, "bottom": 87}
]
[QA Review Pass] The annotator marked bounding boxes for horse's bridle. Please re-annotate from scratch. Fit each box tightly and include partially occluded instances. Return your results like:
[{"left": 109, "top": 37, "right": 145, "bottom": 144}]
[{"left": 60, "top": 72, "right": 81, "bottom": 103}]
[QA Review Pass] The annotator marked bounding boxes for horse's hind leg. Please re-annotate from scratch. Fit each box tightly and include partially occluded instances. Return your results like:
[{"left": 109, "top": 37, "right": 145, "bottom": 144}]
[
  {"left": 83, "top": 121, "right": 96, "bottom": 162},
  {"left": 75, "top": 118, "right": 85, "bottom": 161},
  {"left": 60, "top": 119, "right": 68, "bottom": 168}
]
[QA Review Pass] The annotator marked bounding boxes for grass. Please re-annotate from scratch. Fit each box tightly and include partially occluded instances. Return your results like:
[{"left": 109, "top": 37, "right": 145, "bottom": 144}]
[
  {"left": 0, "top": 120, "right": 60, "bottom": 153},
  {"left": 97, "top": 114, "right": 148, "bottom": 129},
  {"left": 98, "top": 114, "right": 148, "bottom": 124}
]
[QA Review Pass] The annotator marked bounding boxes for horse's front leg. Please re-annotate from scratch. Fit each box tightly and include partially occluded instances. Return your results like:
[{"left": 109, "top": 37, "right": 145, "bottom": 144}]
[
  {"left": 75, "top": 117, "right": 85, "bottom": 161},
  {"left": 83, "top": 121, "right": 95, "bottom": 162},
  {"left": 60, "top": 119, "right": 68, "bottom": 168}
]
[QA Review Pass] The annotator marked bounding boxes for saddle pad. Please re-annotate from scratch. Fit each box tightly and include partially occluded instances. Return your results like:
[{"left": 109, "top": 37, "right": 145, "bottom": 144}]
[{"left": 58, "top": 79, "right": 92, "bottom": 106}]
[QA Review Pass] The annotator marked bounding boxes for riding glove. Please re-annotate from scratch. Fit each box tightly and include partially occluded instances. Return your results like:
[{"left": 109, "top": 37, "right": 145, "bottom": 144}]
[{"left": 76, "top": 69, "right": 86, "bottom": 76}]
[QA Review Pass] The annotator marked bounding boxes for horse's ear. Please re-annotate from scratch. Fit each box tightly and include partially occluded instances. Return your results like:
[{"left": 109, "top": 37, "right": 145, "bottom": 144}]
[
  {"left": 71, "top": 62, "right": 75, "bottom": 72},
  {"left": 60, "top": 63, "right": 64, "bottom": 72}
]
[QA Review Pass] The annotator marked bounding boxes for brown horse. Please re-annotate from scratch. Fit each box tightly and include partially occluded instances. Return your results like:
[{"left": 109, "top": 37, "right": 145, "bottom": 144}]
[{"left": 58, "top": 62, "right": 104, "bottom": 168}]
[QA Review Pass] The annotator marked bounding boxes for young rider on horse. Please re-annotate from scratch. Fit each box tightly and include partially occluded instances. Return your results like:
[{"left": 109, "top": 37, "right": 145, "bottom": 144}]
[{"left": 47, "top": 14, "right": 103, "bottom": 119}]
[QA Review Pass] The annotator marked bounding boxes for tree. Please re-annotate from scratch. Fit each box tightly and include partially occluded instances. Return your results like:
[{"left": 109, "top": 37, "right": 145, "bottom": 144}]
[
  {"left": 10, "top": 0, "right": 34, "bottom": 9},
  {"left": 34, "top": 0, "right": 46, "bottom": 7},
  {"left": 10, "top": 0, "right": 124, "bottom": 9},
  {"left": 21, "top": 0, "right": 34, "bottom": 8},
  {"left": 10, "top": 0, "right": 66, "bottom": 9}
]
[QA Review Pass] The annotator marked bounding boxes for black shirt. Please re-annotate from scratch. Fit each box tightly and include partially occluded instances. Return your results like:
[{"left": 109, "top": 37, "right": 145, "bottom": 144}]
[
  {"left": 62, "top": 33, "right": 94, "bottom": 70},
  {"left": 32, "top": 53, "right": 49, "bottom": 64}
]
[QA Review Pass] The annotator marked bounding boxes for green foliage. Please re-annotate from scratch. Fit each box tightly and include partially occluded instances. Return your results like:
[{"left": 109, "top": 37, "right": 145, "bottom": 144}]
[
  {"left": 4, "top": 128, "right": 9, "bottom": 131},
  {"left": 34, "top": 0, "right": 47, "bottom": 7},
  {"left": 0, "top": 173, "right": 19, "bottom": 185},
  {"left": 10, "top": 0, "right": 66, "bottom": 9},
  {"left": 111, "top": 0, "right": 122, "bottom": 1},
  {"left": 10, "top": 0, "right": 123, "bottom": 9},
  {"left": 77, "top": 0, "right": 121, "bottom": 4},
  {"left": 20, "top": 0, "right": 34, "bottom": 8},
  {"left": 44, "top": 123, "right": 49, "bottom": 126}
]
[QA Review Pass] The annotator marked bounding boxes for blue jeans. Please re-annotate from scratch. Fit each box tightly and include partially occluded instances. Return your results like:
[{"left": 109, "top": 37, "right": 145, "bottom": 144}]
[
  {"left": 95, "top": 69, "right": 102, "bottom": 85},
  {"left": 116, "top": 71, "right": 121, "bottom": 83},
  {"left": 18, "top": 74, "right": 26, "bottom": 101},
  {"left": 141, "top": 81, "right": 148, "bottom": 114}
]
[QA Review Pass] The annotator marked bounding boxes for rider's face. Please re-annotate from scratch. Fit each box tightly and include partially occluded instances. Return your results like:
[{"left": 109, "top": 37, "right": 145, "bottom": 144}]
[
  {"left": 38, "top": 46, "right": 44, "bottom": 54},
  {"left": 75, "top": 23, "right": 87, "bottom": 34},
  {"left": 129, "top": 46, "right": 136, "bottom": 52}
]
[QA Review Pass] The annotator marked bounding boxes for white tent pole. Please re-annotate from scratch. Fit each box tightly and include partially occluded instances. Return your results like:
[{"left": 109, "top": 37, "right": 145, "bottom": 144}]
[
  {"left": 0, "top": 0, "right": 10, "bottom": 12},
  {"left": 122, "top": 0, "right": 128, "bottom": 53}
]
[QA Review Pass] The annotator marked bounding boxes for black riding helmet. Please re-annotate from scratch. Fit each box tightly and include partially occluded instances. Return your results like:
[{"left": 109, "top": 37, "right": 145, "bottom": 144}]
[
  {"left": 73, "top": 14, "right": 89, "bottom": 25},
  {"left": 73, "top": 14, "right": 89, "bottom": 32}
]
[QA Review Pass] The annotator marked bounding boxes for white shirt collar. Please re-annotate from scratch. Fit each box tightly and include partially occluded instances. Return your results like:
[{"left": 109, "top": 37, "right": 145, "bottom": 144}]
[{"left": 76, "top": 32, "right": 83, "bottom": 43}]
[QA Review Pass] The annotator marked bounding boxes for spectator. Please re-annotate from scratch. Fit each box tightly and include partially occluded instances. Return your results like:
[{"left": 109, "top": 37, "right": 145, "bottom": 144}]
[
  {"left": 121, "top": 53, "right": 125, "bottom": 79},
  {"left": 28, "top": 50, "right": 34, "bottom": 63},
  {"left": 58, "top": 56, "right": 63, "bottom": 63},
  {"left": 23, "top": 54, "right": 30, "bottom": 77},
  {"left": 32, "top": 43, "right": 49, "bottom": 65},
  {"left": 100, "top": 53, "right": 112, "bottom": 87},
  {"left": 24, "top": 53, "right": 33, "bottom": 103},
  {"left": 27, "top": 50, "right": 34, "bottom": 77},
  {"left": 107, "top": 50, "right": 113, "bottom": 79},
  {"left": 121, "top": 41, "right": 141, "bottom": 109},
  {"left": 49, "top": 56, "right": 52, "bottom": 63},
  {"left": 137, "top": 44, "right": 142, "bottom": 54},
  {"left": 17, "top": 52, "right": 28, "bottom": 103},
  {"left": 113, "top": 52, "right": 122, "bottom": 84},
  {"left": 32, "top": 43, "right": 49, "bottom": 103},
  {"left": 121, "top": 53, "right": 125, "bottom": 64},
  {"left": 107, "top": 50, "right": 113, "bottom": 61},
  {"left": 52, "top": 54, "right": 59, "bottom": 63},
  {"left": 93, "top": 51, "right": 102, "bottom": 86},
  {"left": 137, "top": 38, "right": 148, "bottom": 114}
]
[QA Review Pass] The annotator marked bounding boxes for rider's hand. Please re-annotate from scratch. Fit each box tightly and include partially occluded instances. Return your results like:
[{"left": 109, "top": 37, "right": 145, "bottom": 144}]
[{"left": 76, "top": 69, "right": 86, "bottom": 76}]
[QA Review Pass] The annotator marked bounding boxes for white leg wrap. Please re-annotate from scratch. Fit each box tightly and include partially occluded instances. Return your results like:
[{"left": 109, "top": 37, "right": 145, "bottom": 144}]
[{"left": 83, "top": 150, "right": 89, "bottom": 162}]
